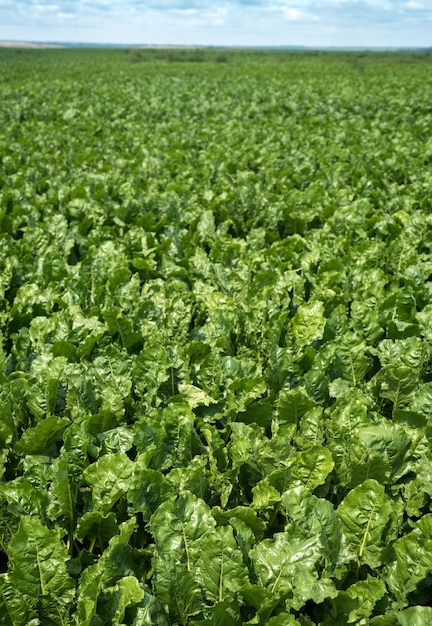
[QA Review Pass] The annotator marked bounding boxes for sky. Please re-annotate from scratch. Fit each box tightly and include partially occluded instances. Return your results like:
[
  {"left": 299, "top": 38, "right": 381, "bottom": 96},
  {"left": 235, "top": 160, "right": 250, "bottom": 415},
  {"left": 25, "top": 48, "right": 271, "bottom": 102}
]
[{"left": 0, "top": 0, "right": 431, "bottom": 48}]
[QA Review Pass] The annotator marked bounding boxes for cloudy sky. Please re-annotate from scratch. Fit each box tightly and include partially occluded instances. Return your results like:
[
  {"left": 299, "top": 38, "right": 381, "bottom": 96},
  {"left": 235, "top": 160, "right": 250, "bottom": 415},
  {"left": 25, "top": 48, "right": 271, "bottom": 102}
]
[{"left": 0, "top": 0, "right": 431, "bottom": 47}]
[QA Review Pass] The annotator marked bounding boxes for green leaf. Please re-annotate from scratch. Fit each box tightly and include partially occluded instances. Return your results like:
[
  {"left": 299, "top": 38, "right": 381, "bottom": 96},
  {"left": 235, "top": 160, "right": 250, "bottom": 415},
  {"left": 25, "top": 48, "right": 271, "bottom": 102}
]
[
  {"left": 397, "top": 606, "right": 432, "bottom": 626},
  {"left": 250, "top": 531, "right": 334, "bottom": 609},
  {"left": 375, "top": 366, "right": 418, "bottom": 411},
  {"left": 266, "top": 615, "right": 301, "bottom": 626},
  {"left": 96, "top": 425, "right": 134, "bottom": 455},
  {"left": 295, "top": 407, "right": 324, "bottom": 450},
  {"left": 83, "top": 452, "right": 135, "bottom": 514},
  {"left": 326, "top": 397, "right": 376, "bottom": 488},
  {"left": 132, "top": 590, "right": 170, "bottom": 626},
  {"left": 277, "top": 388, "right": 315, "bottom": 426},
  {"left": 386, "top": 519, "right": 432, "bottom": 607},
  {"left": 281, "top": 486, "right": 341, "bottom": 567},
  {"left": 211, "top": 505, "right": 265, "bottom": 540},
  {"left": 127, "top": 465, "right": 172, "bottom": 521},
  {"left": 251, "top": 479, "right": 281, "bottom": 510},
  {"left": 411, "top": 382, "right": 432, "bottom": 417},
  {"left": 351, "top": 301, "right": 384, "bottom": 344},
  {"left": 370, "top": 616, "right": 400, "bottom": 626},
  {"left": 356, "top": 422, "right": 412, "bottom": 481},
  {"left": 0, "top": 575, "right": 36, "bottom": 626},
  {"left": 289, "top": 445, "right": 334, "bottom": 491},
  {"left": 103, "top": 576, "right": 144, "bottom": 625},
  {"left": 292, "top": 301, "right": 326, "bottom": 349},
  {"left": 103, "top": 307, "right": 142, "bottom": 350},
  {"left": 190, "top": 599, "right": 241, "bottom": 626},
  {"left": 14, "top": 416, "right": 70, "bottom": 456},
  {"left": 150, "top": 491, "right": 216, "bottom": 568},
  {"left": 321, "top": 575, "right": 386, "bottom": 625},
  {"left": 338, "top": 479, "right": 392, "bottom": 568},
  {"left": 7, "top": 516, "right": 75, "bottom": 607},
  {"left": 47, "top": 451, "right": 77, "bottom": 529},
  {"left": 238, "top": 583, "right": 273, "bottom": 611},
  {"left": 75, "top": 510, "right": 119, "bottom": 546},
  {"left": 331, "top": 334, "right": 372, "bottom": 386},
  {"left": 76, "top": 518, "right": 137, "bottom": 625},
  {"left": 153, "top": 561, "right": 203, "bottom": 623},
  {"left": 227, "top": 376, "right": 266, "bottom": 414},
  {"left": 178, "top": 383, "right": 217, "bottom": 408},
  {"left": 0, "top": 476, "right": 49, "bottom": 522},
  {"left": 167, "top": 455, "right": 210, "bottom": 501},
  {"left": 193, "top": 525, "right": 249, "bottom": 603}
]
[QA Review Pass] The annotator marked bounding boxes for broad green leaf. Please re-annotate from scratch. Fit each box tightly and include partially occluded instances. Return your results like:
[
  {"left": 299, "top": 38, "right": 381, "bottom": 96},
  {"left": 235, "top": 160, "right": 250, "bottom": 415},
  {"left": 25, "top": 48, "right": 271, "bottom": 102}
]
[
  {"left": 281, "top": 486, "right": 340, "bottom": 567},
  {"left": 375, "top": 366, "right": 418, "bottom": 410},
  {"left": 289, "top": 445, "right": 334, "bottom": 491},
  {"left": 326, "top": 397, "right": 375, "bottom": 487},
  {"left": 370, "top": 615, "right": 400, "bottom": 626},
  {"left": 103, "top": 307, "right": 142, "bottom": 350},
  {"left": 386, "top": 520, "right": 432, "bottom": 607},
  {"left": 77, "top": 518, "right": 137, "bottom": 625},
  {"left": 347, "top": 438, "right": 391, "bottom": 488},
  {"left": 14, "top": 416, "right": 70, "bottom": 456},
  {"left": 351, "top": 301, "right": 383, "bottom": 344},
  {"left": 179, "top": 383, "right": 217, "bottom": 408},
  {"left": 193, "top": 525, "right": 249, "bottom": 603},
  {"left": 47, "top": 451, "right": 77, "bottom": 531},
  {"left": 227, "top": 376, "right": 266, "bottom": 413},
  {"left": 331, "top": 334, "right": 372, "bottom": 386},
  {"left": 189, "top": 598, "right": 241, "bottom": 626},
  {"left": 92, "top": 345, "right": 133, "bottom": 399},
  {"left": 83, "top": 452, "right": 134, "bottom": 514},
  {"left": 356, "top": 422, "right": 412, "bottom": 481},
  {"left": 251, "top": 479, "right": 281, "bottom": 510},
  {"left": 133, "top": 590, "right": 170, "bottom": 626},
  {"left": 338, "top": 479, "right": 392, "bottom": 568},
  {"left": 211, "top": 505, "right": 265, "bottom": 540},
  {"left": 375, "top": 337, "right": 425, "bottom": 371},
  {"left": 8, "top": 516, "right": 75, "bottom": 606},
  {"left": 102, "top": 576, "right": 144, "bottom": 625},
  {"left": 277, "top": 388, "right": 315, "bottom": 426},
  {"left": 295, "top": 407, "right": 324, "bottom": 449},
  {"left": 167, "top": 455, "right": 210, "bottom": 501},
  {"left": 321, "top": 575, "right": 386, "bottom": 625},
  {"left": 97, "top": 425, "right": 134, "bottom": 455},
  {"left": 346, "top": 577, "right": 387, "bottom": 622},
  {"left": 0, "top": 476, "right": 49, "bottom": 522},
  {"left": 250, "top": 531, "right": 332, "bottom": 608},
  {"left": 0, "top": 575, "right": 36, "bottom": 626},
  {"left": 132, "top": 344, "right": 170, "bottom": 402},
  {"left": 153, "top": 561, "right": 203, "bottom": 623},
  {"left": 292, "top": 301, "right": 326, "bottom": 349},
  {"left": 238, "top": 583, "right": 273, "bottom": 611},
  {"left": 266, "top": 615, "right": 301, "bottom": 626},
  {"left": 127, "top": 465, "right": 172, "bottom": 521},
  {"left": 397, "top": 606, "right": 432, "bottom": 626},
  {"left": 75, "top": 510, "right": 119, "bottom": 546},
  {"left": 150, "top": 491, "right": 215, "bottom": 568},
  {"left": 411, "top": 382, "right": 432, "bottom": 417}
]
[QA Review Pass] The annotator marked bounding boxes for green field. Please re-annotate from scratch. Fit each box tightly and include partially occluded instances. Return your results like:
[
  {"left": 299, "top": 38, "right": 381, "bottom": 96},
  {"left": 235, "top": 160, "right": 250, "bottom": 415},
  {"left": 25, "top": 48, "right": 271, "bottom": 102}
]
[{"left": 1, "top": 48, "right": 432, "bottom": 625}]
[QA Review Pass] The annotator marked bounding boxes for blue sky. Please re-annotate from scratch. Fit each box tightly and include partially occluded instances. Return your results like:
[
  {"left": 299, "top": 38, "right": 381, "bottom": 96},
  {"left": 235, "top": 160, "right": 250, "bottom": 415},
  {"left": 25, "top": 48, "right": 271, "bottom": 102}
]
[{"left": 0, "top": 0, "right": 431, "bottom": 47}]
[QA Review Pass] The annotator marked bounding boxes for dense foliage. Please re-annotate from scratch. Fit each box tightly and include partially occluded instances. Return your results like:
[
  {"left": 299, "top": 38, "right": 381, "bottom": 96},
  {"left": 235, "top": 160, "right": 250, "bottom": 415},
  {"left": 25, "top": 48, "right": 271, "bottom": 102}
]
[{"left": 1, "top": 48, "right": 432, "bottom": 625}]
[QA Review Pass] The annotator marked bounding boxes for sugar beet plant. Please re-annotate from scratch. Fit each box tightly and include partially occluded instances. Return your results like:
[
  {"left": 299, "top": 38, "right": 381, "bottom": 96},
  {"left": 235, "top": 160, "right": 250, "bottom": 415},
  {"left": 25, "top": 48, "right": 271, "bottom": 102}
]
[{"left": 1, "top": 49, "right": 432, "bottom": 625}]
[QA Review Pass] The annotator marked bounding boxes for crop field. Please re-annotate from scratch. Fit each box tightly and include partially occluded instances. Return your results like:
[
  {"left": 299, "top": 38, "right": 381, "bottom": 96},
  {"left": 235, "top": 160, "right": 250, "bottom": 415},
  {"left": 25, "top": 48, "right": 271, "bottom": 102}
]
[{"left": 1, "top": 47, "right": 432, "bottom": 625}]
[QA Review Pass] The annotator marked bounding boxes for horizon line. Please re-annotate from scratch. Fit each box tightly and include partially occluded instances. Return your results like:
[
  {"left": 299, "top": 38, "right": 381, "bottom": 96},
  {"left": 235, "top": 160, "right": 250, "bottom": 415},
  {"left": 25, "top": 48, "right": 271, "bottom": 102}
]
[{"left": 1, "top": 39, "right": 431, "bottom": 51}]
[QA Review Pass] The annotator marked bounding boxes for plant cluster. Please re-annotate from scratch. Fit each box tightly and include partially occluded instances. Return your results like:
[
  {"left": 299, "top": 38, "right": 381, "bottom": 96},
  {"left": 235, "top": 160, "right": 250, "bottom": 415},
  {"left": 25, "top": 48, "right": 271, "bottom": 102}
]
[{"left": 1, "top": 49, "right": 432, "bottom": 625}]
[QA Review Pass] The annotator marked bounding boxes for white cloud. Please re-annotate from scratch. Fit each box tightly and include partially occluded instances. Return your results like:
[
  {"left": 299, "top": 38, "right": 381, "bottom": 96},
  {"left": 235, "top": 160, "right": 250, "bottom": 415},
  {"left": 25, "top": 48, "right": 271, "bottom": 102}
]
[
  {"left": 281, "top": 7, "right": 302, "bottom": 21},
  {"left": 405, "top": 1, "right": 424, "bottom": 9}
]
